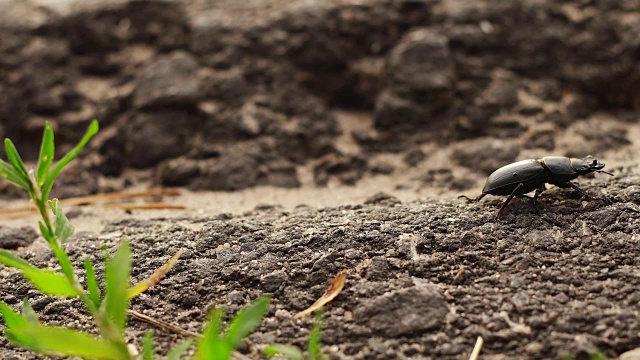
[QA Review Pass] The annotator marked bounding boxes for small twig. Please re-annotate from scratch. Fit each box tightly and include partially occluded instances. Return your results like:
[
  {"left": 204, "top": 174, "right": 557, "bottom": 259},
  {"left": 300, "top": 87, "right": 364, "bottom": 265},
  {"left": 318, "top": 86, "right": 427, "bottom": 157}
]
[
  {"left": 103, "top": 203, "right": 186, "bottom": 210},
  {"left": 469, "top": 336, "right": 484, "bottom": 360},
  {"left": 0, "top": 188, "right": 181, "bottom": 214},
  {"left": 128, "top": 310, "right": 200, "bottom": 338},
  {"left": 0, "top": 208, "right": 38, "bottom": 218},
  {"left": 61, "top": 188, "right": 181, "bottom": 206},
  {"left": 0, "top": 189, "right": 183, "bottom": 219}
]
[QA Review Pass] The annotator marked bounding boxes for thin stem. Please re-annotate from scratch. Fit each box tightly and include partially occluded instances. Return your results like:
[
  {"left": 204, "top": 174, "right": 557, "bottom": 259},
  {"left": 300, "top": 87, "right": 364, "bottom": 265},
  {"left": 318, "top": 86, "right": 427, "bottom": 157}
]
[
  {"left": 35, "top": 198, "right": 54, "bottom": 238},
  {"left": 33, "top": 190, "right": 127, "bottom": 353}
]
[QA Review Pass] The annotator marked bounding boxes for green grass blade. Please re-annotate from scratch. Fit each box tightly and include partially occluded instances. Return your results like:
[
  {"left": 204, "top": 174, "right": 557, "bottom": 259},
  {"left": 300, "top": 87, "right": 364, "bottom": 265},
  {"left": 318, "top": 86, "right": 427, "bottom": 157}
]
[
  {"left": 197, "top": 338, "right": 232, "bottom": 360},
  {"left": 5, "top": 328, "right": 34, "bottom": 350},
  {"left": 21, "top": 268, "right": 79, "bottom": 297},
  {"left": 4, "top": 139, "right": 29, "bottom": 179},
  {"left": 50, "top": 199, "right": 75, "bottom": 243},
  {"left": 142, "top": 331, "right": 154, "bottom": 360},
  {"left": 264, "top": 345, "right": 304, "bottom": 360},
  {"left": 0, "top": 158, "right": 31, "bottom": 191},
  {"left": 167, "top": 339, "right": 193, "bottom": 360},
  {"left": 225, "top": 296, "right": 271, "bottom": 349},
  {"left": 103, "top": 241, "right": 131, "bottom": 334},
  {"left": 36, "top": 122, "right": 54, "bottom": 187},
  {"left": 308, "top": 310, "right": 324, "bottom": 360},
  {"left": 8, "top": 321, "right": 129, "bottom": 359},
  {"left": 0, "top": 249, "right": 79, "bottom": 297},
  {"left": 0, "top": 302, "right": 29, "bottom": 329},
  {"left": 51, "top": 244, "right": 75, "bottom": 281},
  {"left": 25, "top": 325, "right": 128, "bottom": 358},
  {"left": 84, "top": 258, "right": 101, "bottom": 308},
  {"left": 21, "top": 298, "right": 39, "bottom": 324},
  {"left": 0, "top": 302, "right": 40, "bottom": 351},
  {"left": 42, "top": 119, "right": 98, "bottom": 200},
  {"left": 195, "top": 308, "right": 233, "bottom": 360},
  {"left": 38, "top": 221, "right": 53, "bottom": 245},
  {"left": 0, "top": 248, "right": 36, "bottom": 269},
  {"left": 202, "top": 307, "right": 223, "bottom": 342}
]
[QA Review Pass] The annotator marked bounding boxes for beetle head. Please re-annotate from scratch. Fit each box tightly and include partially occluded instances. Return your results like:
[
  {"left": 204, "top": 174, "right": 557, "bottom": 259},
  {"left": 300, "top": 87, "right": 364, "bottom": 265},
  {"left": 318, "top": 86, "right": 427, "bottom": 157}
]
[{"left": 571, "top": 158, "right": 613, "bottom": 176}]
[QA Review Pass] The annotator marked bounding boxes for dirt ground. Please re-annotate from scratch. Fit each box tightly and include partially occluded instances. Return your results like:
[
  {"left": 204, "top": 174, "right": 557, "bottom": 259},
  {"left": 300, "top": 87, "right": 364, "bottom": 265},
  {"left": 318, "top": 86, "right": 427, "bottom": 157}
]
[{"left": 0, "top": 0, "right": 639, "bottom": 359}]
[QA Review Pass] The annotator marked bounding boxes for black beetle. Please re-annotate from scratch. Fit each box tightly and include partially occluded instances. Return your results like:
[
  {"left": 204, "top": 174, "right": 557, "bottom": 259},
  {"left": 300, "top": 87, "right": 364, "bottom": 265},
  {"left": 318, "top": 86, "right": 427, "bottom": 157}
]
[{"left": 462, "top": 156, "right": 613, "bottom": 216}]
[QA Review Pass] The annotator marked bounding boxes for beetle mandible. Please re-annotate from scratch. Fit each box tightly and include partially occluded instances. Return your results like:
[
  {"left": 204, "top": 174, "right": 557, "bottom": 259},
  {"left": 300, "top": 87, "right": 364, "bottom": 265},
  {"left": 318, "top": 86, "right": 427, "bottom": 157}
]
[{"left": 461, "top": 156, "right": 613, "bottom": 216}]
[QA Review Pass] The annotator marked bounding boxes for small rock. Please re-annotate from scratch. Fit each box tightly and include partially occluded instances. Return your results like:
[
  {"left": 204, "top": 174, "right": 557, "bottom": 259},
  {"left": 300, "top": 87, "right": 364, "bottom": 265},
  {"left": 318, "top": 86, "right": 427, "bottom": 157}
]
[
  {"left": 157, "top": 157, "right": 201, "bottom": 187},
  {"left": 373, "top": 29, "right": 454, "bottom": 130},
  {"left": 313, "top": 153, "right": 368, "bottom": 186},
  {"left": 125, "top": 110, "right": 196, "bottom": 168},
  {"left": 370, "top": 161, "right": 394, "bottom": 175},
  {"left": 403, "top": 147, "right": 427, "bottom": 167},
  {"left": 0, "top": 226, "right": 38, "bottom": 249},
  {"left": 476, "top": 68, "right": 520, "bottom": 109},
  {"left": 364, "top": 256, "right": 391, "bottom": 281},
  {"left": 386, "top": 29, "right": 455, "bottom": 96},
  {"left": 30, "top": 297, "right": 54, "bottom": 311},
  {"left": 373, "top": 90, "right": 429, "bottom": 130},
  {"left": 354, "top": 278, "right": 448, "bottom": 336},
  {"left": 364, "top": 192, "right": 401, "bottom": 205},
  {"left": 263, "top": 159, "right": 300, "bottom": 188},
  {"left": 190, "top": 154, "right": 261, "bottom": 191},
  {"left": 262, "top": 271, "right": 287, "bottom": 292},
  {"left": 133, "top": 50, "right": 202, "bottom": 109}
]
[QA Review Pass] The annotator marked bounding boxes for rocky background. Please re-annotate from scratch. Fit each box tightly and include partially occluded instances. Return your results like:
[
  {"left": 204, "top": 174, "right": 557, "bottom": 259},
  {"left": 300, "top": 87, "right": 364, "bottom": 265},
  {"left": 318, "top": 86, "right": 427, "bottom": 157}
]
[
  {"left": 0, "top": 0, "right": 637, "bottom": 196},
  {"left": 0, "top": 0, "right": 639, "bottom": 359}
]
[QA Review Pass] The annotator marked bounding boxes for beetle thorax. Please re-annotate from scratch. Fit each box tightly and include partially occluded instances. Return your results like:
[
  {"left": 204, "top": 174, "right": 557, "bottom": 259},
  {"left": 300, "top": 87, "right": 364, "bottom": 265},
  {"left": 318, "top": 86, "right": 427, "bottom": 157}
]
[{"left": 539, "top": 156, "right": 580, "bottom": 184}]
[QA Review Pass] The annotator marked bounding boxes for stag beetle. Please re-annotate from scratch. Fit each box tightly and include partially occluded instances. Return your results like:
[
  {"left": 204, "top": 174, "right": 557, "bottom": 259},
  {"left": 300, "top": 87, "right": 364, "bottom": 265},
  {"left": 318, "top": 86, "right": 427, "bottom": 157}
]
[{"left": 461, "top": 156, "right": 613, "bottom": 216}]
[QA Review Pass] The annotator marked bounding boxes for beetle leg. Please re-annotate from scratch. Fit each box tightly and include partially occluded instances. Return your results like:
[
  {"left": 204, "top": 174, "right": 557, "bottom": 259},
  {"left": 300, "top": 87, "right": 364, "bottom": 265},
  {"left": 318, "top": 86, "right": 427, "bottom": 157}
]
[
  {"left": 532, "top": 185, "right": 545, "bottom": 204},
  {"left": 497, "top": 183, "right": 524, "bottom": 217},
  {"left": 567, "top": 182, "right": 592, "bottom": 199},
  {"left": 518, "top": 186, "right": 544, "bottom": 202},
  {"left": 459, "top": 193, "right": 487, "bottom": 202},
  {"left": 567, "top": 182, "right": 613, "bottom": 204}
]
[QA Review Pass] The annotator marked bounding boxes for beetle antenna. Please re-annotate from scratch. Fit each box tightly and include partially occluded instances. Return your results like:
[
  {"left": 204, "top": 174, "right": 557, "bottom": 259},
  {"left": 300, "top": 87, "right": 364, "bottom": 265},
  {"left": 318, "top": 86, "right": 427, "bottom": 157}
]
[{"left": 597, "top": 170, "right": 614, "bottom": 176}]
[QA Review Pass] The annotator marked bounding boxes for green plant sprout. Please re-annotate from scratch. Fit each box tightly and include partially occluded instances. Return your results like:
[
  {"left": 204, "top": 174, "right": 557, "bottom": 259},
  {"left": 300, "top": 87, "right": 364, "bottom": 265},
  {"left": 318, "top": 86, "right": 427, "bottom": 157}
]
[
  {"left": 0, "top": 120, "right": 133, "bottom": 358},
  {"left": 264, "top": 310, "right": 328, "bottom": 360},
  {"left": 194, "top": 295, "right": 271, "bottom": 360},
  {"left": 0, "top": 120, "right": 272, "bottom": 359}
]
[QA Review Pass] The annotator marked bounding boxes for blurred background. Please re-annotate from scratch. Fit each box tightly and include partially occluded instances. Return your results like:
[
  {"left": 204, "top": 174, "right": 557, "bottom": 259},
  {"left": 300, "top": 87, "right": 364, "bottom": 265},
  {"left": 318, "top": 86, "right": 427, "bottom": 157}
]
[{"left": 0, "top": 0, "right": 638, "bottom": 210}]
